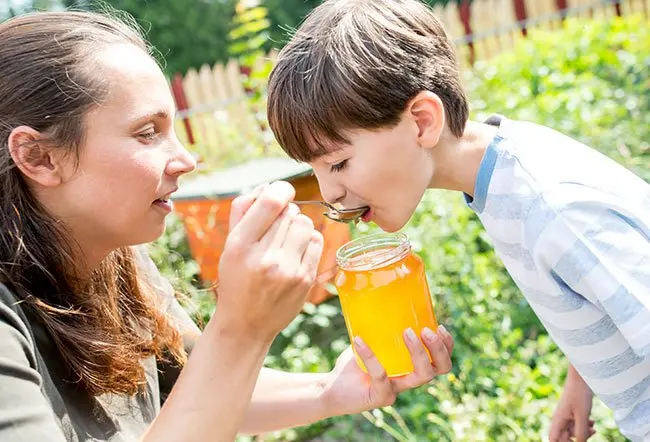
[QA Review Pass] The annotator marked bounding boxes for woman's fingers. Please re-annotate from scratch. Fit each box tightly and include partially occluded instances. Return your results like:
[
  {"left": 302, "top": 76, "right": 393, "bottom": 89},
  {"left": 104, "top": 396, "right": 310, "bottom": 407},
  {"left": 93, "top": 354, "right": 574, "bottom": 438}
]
[
  {"left": 421, "top": 327, "right": 453, "bottom": 376},
  {"left": 281, "top": 213, "right": 315, "bottom": 262},
  {"left": 354, "top": 337, "right": 396, "bottom": 405},
  {"left": 257, "top": 203, "right": 298, "bottom": 251},
  {"left": 405, "top": 328, "right": 436, "bottom": 378},
  {"left": 391, "top": 325, "right": 454, "bottom": 392},
  {"left": 229, "top": 181, "right": 295, "bottom": 243},
  {"left": 301, "top": 231, "right": 324, "bottom": 278}
]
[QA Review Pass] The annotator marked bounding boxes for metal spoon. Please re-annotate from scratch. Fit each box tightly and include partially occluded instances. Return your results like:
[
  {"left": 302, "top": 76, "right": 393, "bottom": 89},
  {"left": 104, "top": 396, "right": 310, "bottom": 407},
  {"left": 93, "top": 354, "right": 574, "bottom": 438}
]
[{"left": 294, "top": 200, "right": 369, "bottom": 223}]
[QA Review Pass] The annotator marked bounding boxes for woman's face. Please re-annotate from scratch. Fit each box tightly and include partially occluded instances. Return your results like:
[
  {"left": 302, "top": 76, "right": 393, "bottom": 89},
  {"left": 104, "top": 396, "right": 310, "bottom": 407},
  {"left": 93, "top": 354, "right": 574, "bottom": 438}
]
[{"left": 52, "top": 44, "right": 196, "bottom": 258}]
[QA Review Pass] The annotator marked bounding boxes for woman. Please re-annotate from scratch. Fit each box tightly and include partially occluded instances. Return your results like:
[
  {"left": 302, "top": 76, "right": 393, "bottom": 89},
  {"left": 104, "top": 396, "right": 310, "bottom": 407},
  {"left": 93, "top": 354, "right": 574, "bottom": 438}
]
[{"left": 0, "top": 10, "right": 454, "bottom": 441}]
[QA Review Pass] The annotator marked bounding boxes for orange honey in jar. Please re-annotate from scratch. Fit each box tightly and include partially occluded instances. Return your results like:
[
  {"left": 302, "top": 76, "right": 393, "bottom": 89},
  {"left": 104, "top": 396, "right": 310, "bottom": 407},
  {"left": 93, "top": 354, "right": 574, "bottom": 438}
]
[{"left": 334, "top": 233, "right": 438, "bottom": 377}]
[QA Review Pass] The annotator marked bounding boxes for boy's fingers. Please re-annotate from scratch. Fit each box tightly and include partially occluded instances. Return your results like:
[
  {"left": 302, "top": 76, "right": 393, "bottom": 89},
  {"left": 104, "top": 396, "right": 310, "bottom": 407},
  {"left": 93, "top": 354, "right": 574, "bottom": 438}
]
[
  {"left": 559, "top": 429, "right": 570, "bottom": 442},
  {"left": 552, "top": 424, "right": 571, "bottom": 442},
  {"left": 230, "top": 181, "right": 296, "bottom": 243},
  {"left": 575, "top": 418, "right": 590, "bottom": 442}
]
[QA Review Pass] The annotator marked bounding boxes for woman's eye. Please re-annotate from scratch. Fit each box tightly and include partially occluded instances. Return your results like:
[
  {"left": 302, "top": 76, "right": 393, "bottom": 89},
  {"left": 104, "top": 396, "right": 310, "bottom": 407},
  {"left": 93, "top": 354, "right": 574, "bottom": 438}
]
[
  {"left": 137, "top": 129, "right": 158, "bottom": 142},
  {"left": 330, "top": 160, "right": 348, "bottom": 173}
]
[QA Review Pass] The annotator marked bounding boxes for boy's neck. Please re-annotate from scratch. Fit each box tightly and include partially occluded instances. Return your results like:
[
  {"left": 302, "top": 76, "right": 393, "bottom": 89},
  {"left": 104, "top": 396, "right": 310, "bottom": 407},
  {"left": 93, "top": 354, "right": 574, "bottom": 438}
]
[{"left": 428, "top": 120, "right": 499, "bottom": 197}]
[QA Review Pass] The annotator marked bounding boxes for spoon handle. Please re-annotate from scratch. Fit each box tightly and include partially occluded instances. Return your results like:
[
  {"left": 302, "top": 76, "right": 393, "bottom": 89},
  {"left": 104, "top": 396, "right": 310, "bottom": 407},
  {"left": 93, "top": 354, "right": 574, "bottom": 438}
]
[{"left": 293, "top": 200, "right": 333, "bottom": 209}]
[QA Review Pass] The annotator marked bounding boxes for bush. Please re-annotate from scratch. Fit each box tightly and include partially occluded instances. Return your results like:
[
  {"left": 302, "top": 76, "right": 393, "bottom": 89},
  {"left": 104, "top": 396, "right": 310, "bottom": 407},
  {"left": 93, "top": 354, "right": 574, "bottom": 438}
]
[
  {"left": 154, "top": 15, "right": 647, "bottom": 442},
  {"left": 468, "top": 15, "right": 649, "bottom": 182}
]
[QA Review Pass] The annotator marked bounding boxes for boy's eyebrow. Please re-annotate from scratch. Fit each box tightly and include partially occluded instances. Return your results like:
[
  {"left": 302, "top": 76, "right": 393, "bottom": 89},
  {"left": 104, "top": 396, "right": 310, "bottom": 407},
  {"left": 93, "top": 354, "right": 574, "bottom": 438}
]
[{"left": 320, "top": 147, "right": 349, "bottom": 161}]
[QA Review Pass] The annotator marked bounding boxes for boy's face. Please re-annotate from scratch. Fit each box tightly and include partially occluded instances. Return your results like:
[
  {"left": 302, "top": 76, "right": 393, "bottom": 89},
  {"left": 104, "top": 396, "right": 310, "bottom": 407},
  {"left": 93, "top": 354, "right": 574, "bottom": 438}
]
[{"left": 309, "top": 115, "right": 434, "bottom": 232}]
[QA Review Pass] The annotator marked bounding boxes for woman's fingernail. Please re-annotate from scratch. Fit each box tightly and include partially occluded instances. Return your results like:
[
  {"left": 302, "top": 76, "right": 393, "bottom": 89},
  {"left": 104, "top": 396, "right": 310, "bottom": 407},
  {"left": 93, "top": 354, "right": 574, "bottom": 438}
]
[
  {"left": 287, "top": 203, "right": 300, "bottom": 215},
  {"left": 422, "top": 327, "right": 437, "bottom": 342},
  {"left": 405, "top": 328, "right": 417, "bottom": 343},
  {"left": 251, "top": 182, "right": 269, "bottom": 198},
  {"left": 439, "top": 325, "right": 449, "bottom": 336},
  {"left": 354, "top": 336, "right": 366, "bottom": 350}
]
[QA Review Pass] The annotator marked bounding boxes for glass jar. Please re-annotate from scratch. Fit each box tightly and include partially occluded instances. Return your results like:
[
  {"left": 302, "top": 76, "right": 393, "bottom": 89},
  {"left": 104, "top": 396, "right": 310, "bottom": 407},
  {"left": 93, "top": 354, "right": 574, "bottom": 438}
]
[{"left": 335, "top": 233, "right": 438, "bottom": 377}]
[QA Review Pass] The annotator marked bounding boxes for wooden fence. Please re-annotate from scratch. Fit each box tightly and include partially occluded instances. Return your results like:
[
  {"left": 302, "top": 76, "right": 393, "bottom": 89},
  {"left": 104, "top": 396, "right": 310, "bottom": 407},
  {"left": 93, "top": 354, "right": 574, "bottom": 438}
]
[{"left": 170, "top": 0, "right": 649, "bottom": 152}]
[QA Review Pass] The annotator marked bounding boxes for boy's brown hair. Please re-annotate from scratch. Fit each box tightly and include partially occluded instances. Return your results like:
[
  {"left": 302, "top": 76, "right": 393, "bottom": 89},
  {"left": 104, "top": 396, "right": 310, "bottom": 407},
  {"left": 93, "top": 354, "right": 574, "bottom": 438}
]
[{"left": 267, "top": 0, "right": 469, "bottom": 162}]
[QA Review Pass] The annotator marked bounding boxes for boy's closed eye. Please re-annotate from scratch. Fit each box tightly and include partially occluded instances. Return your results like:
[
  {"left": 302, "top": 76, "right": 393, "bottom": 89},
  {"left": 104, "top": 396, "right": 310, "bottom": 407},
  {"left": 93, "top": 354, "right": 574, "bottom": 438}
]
[{"left": 330, "top": 159, "right": 348, "bottom": 173}]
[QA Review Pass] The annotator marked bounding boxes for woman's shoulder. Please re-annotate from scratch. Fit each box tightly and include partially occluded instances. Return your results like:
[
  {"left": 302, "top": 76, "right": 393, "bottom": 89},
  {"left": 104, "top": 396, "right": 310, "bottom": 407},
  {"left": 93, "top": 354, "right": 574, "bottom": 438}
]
[
  {"left": 0, "top": 281, "right": 30, "bottom": 327},
  {"left": 0, "top": 282, "right": 39, "bottom": 368},
  {"left": 0, "top": 281, "right": 19, "bottom": 303}
]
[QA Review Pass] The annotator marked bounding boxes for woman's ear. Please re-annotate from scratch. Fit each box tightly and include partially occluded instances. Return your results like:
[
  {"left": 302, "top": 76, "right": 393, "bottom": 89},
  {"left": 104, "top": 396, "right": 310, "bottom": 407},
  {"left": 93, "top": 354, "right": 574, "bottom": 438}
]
[
  {"left": 8, "top": 126, "right": 65, "bottom": 187},
  {"left": 406, "top": 91, "right": 446, "bottom": 149}
]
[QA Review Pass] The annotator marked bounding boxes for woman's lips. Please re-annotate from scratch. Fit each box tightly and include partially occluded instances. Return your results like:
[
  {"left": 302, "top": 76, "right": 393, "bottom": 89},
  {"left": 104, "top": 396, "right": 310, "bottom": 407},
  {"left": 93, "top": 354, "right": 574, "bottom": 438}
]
[{"left": 153, "top": 199, "right": 173, "bottom": 212}]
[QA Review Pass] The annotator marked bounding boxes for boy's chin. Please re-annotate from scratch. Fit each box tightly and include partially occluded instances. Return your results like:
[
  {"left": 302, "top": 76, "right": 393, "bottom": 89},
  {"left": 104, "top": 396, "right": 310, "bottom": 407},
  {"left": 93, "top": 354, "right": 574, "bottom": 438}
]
[{"left": 374, "top": 217, "right": 409, "bottom": 233}]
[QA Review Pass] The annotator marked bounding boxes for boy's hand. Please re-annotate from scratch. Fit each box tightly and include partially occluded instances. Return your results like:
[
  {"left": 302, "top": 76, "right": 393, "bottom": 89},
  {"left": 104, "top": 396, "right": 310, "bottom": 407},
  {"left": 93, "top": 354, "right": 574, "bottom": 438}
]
[
  {"left": 549, "top": 365, "right": 595, "bottom": 442},
  {"left": 321, "top": 326, "right": 454, "bottom": 417}
]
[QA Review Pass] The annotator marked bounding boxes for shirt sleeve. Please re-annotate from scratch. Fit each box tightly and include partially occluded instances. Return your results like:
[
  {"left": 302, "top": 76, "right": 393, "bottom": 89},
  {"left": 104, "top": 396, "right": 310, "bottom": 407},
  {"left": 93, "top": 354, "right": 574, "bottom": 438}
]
[
  {"left": 527, "top": 189, "right": 650, "bottom": 356},
  {"left": 0, "top": 287, "right": 67, "bottom": 442}
]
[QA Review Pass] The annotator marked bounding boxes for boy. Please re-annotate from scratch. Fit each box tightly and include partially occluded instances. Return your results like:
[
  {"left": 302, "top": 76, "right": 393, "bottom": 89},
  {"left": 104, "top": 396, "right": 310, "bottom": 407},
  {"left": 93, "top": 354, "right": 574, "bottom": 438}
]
[{"left": 265, "top": 0, "right": 650, "bottom": 440}]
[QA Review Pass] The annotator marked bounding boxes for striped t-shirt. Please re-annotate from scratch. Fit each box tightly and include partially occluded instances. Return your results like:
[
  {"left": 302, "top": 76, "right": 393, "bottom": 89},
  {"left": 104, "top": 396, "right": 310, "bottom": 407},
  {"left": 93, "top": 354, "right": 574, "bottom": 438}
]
[{"left": 466, "top": 116, "right": 650, "bottom": 440}]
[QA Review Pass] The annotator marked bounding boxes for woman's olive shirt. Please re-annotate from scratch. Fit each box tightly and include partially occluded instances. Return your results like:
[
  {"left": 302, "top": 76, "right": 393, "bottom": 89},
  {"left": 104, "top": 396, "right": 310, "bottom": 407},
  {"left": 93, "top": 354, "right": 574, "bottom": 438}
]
[{"left": 0, "top": 248, "right": 199, "bottom": 441}]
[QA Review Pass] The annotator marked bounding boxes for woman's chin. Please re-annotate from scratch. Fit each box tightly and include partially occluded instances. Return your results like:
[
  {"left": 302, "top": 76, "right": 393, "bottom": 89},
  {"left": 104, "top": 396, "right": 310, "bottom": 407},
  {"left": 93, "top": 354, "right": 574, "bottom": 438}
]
[{"left": 126, "top": 223, "right": 166, "bottom": 246}]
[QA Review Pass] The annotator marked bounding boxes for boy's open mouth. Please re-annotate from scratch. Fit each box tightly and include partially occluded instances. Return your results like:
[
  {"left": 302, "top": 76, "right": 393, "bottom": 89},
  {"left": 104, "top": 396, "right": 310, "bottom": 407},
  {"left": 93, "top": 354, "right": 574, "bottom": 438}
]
[{"left": 361, "top": 207, "right": 372, "bottom": 222}]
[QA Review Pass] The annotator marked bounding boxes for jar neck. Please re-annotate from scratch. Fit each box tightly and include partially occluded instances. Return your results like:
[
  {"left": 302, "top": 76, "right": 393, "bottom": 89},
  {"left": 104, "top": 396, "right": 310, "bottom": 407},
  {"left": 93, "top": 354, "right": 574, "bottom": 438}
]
[{"left": 336, "top": 233, "right": 411, "bottom": 271}]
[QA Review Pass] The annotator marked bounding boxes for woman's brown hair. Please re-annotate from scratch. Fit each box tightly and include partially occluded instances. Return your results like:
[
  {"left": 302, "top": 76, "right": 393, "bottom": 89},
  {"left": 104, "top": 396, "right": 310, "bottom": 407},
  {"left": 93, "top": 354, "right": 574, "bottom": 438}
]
[{"left": 0, "top": 11, "right": 186, "bottom": 396}]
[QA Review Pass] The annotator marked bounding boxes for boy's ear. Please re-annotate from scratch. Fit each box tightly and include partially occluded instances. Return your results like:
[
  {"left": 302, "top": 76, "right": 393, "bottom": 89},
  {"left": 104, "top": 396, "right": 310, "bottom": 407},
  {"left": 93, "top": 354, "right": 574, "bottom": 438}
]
[
  {"left": 407, "top": 91, "right": 446, "bottom": 149},
  {"left": 8, "top": 126, "right": 65, "bottom": 188}
]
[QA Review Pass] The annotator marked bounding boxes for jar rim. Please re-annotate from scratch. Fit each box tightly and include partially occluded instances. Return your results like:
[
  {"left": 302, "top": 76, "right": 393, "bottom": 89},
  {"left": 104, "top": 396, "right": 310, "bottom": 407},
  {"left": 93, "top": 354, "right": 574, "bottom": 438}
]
[{"left": 336, "top": 232, "right": 411, "bottom": 271}]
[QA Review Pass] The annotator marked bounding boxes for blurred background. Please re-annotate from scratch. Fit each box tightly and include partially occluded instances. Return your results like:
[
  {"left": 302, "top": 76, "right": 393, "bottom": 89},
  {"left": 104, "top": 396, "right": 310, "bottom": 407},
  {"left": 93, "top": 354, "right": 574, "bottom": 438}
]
[{"left": 2, "top": 0, "right": 649, "bottom": 440}]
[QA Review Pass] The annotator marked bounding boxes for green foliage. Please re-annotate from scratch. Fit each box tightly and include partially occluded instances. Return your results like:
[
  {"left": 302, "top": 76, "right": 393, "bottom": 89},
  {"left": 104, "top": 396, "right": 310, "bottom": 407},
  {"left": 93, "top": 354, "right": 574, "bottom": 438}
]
[
  {"left": 227, "top": 0, "right": 276, "bottom": 154},
  {"left": 62, "top": 0, "right": 237, "bottom": 75},
  {"left": 4, "top": 0, "right": 459, "bottom": 73},
  {"left": 467, "top": 15, "right": 649, "bottom": 181},
  {"left": 229, "top": 1, "right": 271, "bottom": 66}
]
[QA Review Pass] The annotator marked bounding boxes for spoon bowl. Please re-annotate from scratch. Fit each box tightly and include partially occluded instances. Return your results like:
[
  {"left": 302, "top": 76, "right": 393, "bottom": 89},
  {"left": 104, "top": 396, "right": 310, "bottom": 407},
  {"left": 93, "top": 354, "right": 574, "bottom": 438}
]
[{"left": 294, "top": 201, "right": 369, "bottom": 223}]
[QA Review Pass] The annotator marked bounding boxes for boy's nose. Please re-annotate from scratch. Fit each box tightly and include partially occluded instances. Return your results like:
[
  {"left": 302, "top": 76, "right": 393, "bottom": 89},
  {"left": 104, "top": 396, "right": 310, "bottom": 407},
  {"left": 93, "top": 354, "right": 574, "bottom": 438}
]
[{"left": 315, "top": 174, "right": 345, "bottom": 205}]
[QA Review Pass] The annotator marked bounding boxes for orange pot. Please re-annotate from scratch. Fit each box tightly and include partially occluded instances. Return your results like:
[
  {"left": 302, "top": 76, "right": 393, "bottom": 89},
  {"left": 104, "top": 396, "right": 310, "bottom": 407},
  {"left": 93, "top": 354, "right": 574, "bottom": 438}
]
[{"left": 172, "top": 158, "right": 350, "bottom": 305}]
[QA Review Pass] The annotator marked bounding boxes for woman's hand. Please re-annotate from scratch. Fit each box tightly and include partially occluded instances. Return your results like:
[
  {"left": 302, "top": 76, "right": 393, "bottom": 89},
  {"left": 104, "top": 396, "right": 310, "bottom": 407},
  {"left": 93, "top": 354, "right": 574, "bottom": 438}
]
[
  {"left": 147, "top": 181, "right": 324, "bottom": 442},
  {"left": 217, "top": 181, "right": 324, "bottom": 342},
  {"left": 321, "top": 326, "right": 454, "bottom": 417}
]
